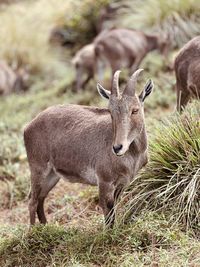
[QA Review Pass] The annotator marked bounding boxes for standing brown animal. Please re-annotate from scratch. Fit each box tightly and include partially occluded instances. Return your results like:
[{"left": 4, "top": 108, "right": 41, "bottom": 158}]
[
  {"left": 0, "top": 61, "right": 28, "bottom": 95},
  {"left": 24, "top": 69, "right": 153, "bottom": 226},
  {"left": 71, "top": 30, "right": 109, "bottom": 91},
  {"left": 71, "top": 44, "right": 96, "bottom": 91},
  {"left": 174, "top": 36, "right": 200, "bottom": 111},
  {"left": 94, "top": 28, "right": 168, "bottom": 79}
]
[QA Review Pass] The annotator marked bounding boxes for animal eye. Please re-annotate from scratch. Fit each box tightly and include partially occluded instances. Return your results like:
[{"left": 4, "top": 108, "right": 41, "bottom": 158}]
[{"left": 132, "top": 109, "right": 139, "bottom": 114}]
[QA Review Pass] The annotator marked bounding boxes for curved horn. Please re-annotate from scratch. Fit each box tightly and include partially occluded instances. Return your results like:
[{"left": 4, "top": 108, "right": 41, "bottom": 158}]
[
  {"left": 111, "top": 70, "right": 121, "bottom": 97},
  {"left": 124, "top": 69, "right": 144, "bottom": 96}
]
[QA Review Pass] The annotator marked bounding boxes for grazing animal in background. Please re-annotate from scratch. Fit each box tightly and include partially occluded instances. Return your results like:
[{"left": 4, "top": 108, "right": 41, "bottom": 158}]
[
  {"left": 0, "top": 61, "right": 28, "bottom": 95},
  {"left": 24, "top": 69, "right": 153, "bottom": 226},
  {"left": 174, "top": 36, "right": 200, "bottom": 111},
  {"left": 71, "top": 44, "right": 96, "bottom": 91},
  {"left": 71, "top": 30, "right": 110, "bottom": 91},
  {"left": 94, "top": 28, "right": 168, "bottom": 80}
]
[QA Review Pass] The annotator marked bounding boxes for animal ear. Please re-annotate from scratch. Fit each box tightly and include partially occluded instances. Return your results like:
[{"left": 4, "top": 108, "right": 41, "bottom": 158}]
[
  {"left": 97, "top": 83, "right": 110, "bottom": 100},
  {"left": 139, "top": 79, "right": 154, "bottom": 102}
]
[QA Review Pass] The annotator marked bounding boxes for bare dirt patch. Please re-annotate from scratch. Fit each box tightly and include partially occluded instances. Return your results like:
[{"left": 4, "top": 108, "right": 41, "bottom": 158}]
[{"left": 0, "top": 179, "right": 100, "bottom": 227}]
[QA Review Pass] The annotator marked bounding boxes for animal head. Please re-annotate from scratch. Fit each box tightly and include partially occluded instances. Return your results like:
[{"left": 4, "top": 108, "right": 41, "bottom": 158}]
[
  {"left": 97, "top": 69, "right": 153, "bottom": 156},
  {"left": 71, "top": 44, "right": 95, "bottom": 69}
]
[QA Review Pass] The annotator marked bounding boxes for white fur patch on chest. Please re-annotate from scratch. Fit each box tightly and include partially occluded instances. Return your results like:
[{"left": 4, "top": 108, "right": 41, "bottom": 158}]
[{"left": 80, "top": 167, "right": 98, "bottom": 186}]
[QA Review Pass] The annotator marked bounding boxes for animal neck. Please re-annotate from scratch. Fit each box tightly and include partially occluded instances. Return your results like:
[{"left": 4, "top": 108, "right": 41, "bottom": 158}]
[
  {"left": 129, "top": 126, "right": 147, "bottom": 155},
  {"left": 145, "top": 34, "right": 159, "bottom": 52}
]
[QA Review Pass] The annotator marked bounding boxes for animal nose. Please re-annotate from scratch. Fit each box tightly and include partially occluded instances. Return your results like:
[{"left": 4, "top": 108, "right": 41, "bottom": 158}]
[{"left": 113, "top": 144, "right": 123, "bottom": 154}]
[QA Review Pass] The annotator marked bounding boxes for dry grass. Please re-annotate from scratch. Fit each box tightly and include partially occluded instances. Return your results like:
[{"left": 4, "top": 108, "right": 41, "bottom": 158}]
[{"left": 0, "top": 0, "right": 74, "bottom": 74}]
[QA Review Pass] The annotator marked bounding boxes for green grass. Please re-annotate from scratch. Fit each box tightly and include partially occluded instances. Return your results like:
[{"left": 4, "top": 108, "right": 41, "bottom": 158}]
[
  {"left": 1, "top": 1, "right": 200, "bottom": 266},
  {"left": 0, "top": 212, "right": 200, "bottom": 267},
  {"left": 140, "top": 53, "right": 176, "bottom": 112}
]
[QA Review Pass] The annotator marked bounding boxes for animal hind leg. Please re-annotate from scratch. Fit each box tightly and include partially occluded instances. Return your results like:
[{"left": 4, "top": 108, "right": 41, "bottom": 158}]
[
  {"left": 188, "top": 84, "right": 199, "bottom": 101},
  {"left": 29, "top": 169, "right": 43, "bottom": 225},
  {"left": 37, "top": 169, "right": 60, "bottom": 224},
  {"left": 177, "top": 89, "right": 190, "bottom": 112}
]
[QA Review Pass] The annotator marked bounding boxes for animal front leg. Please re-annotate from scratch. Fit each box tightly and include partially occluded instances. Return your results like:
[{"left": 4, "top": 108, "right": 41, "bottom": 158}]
[
  {"left": 176, "top": 88, "right": 190, "bottom": 112},
  {"left": 130, "top": 56, "right": 144, "bottom": 74},
  {"left": 114, "top": 184, "right": 125, "bottom": 202},
  {"left": 75, "top": 66, "right": 83, "bottom": 91},
  {"left": 98, "top": 181, "right": 115, "bottom": 226},
  {"left": 97, "top": 57, "right": 107, "bottom": 83},
  {"left": 82, "top": 70, "right": 94, "bottom": 89}
]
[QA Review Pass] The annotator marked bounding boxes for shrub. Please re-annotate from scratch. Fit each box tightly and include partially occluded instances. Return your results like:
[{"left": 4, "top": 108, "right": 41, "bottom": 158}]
[{"left": 52, "top": 0, "right": 115, "bottom": 48}]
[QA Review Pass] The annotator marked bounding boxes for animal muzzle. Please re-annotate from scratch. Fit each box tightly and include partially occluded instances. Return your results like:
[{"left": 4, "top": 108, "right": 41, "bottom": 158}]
[
  {"left": 113, "top": 144, "right": 123, "bottom": 155},
  {"left": 112, "top": 143, "right": 129, "bottom": 156},
  {"left": 112, "top": 120, "right": 129, "bottom": 156}
]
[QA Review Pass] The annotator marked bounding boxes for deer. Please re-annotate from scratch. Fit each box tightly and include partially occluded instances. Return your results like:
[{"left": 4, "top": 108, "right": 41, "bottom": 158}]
[
  {"left": 94, "top": 28, "right": 168, "bottom": 83},
  {"left": 24, "top": 69, "right": 153, "bottom": 226},
  {"left": 0, "top": 61, "right": 28, "bottom": 95},
  {"left": 174, "top": 36, "right": 200, "bottom": 111}
]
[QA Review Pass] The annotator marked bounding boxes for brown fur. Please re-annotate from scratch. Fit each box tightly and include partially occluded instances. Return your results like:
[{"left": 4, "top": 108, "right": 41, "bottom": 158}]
[
  {"left": 71, "top": 28, "right": 167, "bottom": 91},
  {"left": 71, "top": 30, "right": 109, "bottom": 91},
  {"left": 24, "top": 69, "right": 153, "bottom": 226},
  {"left": 94, "top": 28, "right": 168, "bottom": 78},
  {"left": 174, "top": 36, "right": 200, "bottom": 111},
  {"left": 71, "top": 44, "right": 96, "bottom": 91}
]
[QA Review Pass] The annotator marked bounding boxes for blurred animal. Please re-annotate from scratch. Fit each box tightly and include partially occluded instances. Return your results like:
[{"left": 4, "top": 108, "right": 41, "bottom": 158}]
[
  {"left": 71, "top": 30, "right": 110, "bottom": 91},
  {"left": 94, "top": 28, "right": 169, "bottom": 80},
  {"left": 0, "top": 61, "right": 28, "bottom": 95},
  {"left": 174, "top": 36, "right": 200, "bottom": 111},
  {"left": 71, "top": 44, "right": 96, "bottom": 91},
  {"left": 24, "top": 69, "right": 153, "bottom": 226}
]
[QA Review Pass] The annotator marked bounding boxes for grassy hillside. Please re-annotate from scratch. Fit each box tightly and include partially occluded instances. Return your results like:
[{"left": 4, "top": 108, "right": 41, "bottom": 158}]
[{"left": 0, "top": 0, "right": 200, "bottom": 266}]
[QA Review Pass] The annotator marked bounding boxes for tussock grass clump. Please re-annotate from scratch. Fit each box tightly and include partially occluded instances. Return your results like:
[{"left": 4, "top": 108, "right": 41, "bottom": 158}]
[{"left": 117, "top": 102, "right": 200, "bottom": 230}]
